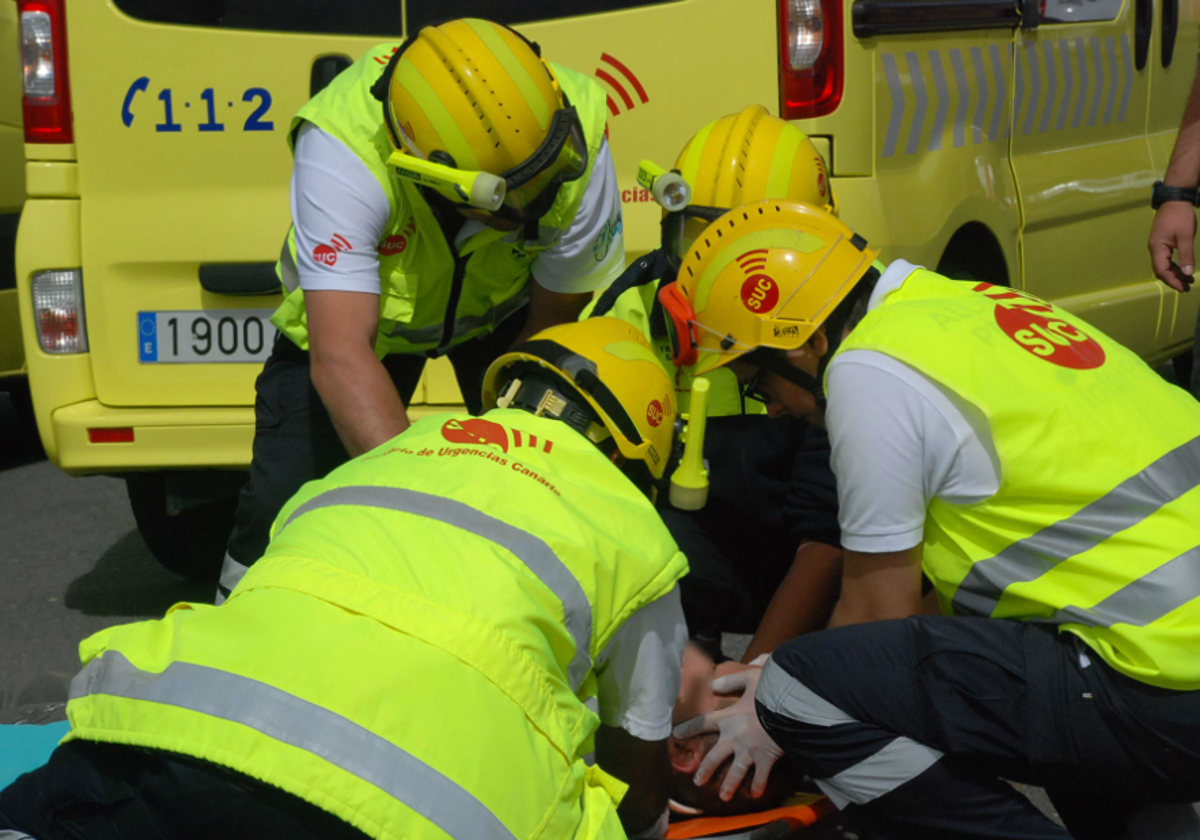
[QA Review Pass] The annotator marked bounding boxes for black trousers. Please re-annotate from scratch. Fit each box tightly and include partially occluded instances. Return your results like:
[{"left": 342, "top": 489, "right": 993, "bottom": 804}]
[
  {"left": 221, "top": 310, "right": 527, "bottom": 598},
  {"left": 0, "top": 741, "right": 369, "bottom": 840},
  {"left": 757, "top": 617, "right": 1200, "bottom": 840},
  {"left": 663, "top": 414, "right": 840, "bottom": 638}
]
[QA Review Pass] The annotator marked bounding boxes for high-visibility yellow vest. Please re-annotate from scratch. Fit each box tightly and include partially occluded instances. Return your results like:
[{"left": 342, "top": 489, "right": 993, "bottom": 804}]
[
  {"left": 836, "top": 267, "right": 1200, "bottom": 690},
  {"left": 271, "top": 44, "right": 609, "bottom": 357},
  {"left": 66, "top": 409, "right": 688, "bottom": 839},
  {"left": 583, "top": 270, "right": 758, "bottom": 416}
]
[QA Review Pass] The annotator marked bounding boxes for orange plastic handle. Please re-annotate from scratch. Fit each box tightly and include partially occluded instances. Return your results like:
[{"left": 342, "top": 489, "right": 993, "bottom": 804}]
[{"left": 664, "top": 797, "right": 836, "bottom": 839}]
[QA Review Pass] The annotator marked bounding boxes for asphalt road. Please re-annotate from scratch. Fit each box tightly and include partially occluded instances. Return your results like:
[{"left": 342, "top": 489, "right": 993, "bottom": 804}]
[{"left": 0, "top": 385, "right": 213, "bottom": 713}]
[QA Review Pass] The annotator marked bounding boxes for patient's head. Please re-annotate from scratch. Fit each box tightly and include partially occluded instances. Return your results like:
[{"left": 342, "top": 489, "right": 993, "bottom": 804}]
[{"left": 669, "top": 644, "right": 800, "bottom": 816}]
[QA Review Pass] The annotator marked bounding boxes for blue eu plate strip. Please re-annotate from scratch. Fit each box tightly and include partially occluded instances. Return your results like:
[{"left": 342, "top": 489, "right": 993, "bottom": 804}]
[{"left": 138, "top": 312, "right": 158, "bottom": 362}]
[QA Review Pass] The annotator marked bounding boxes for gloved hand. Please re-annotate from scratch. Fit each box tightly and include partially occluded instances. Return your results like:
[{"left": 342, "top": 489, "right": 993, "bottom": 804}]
[{"left": 671, "top": 664, "right": 784, "bottom": 801}]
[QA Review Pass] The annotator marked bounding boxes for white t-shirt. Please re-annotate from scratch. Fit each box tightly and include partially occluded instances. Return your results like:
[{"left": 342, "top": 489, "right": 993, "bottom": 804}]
[
  {"left": 825, "top": 260, "right": 1002, "bottom": 554},
  {"left": 289, "top": 123, "right": 625, "bottom": 296},
  {"left": 594, "top": 584, "right": 688, "bottom": 741}
]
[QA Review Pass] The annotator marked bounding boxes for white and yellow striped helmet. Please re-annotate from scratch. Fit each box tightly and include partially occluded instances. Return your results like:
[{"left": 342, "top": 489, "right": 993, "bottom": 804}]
[
  {"left": 661, "top": 105, "right": 835, "bottom": 270},
  {"left": 677, "top": 104, "right": 835, "bottom": 214},
  {"left": 376, "top": 19, "right": 588, "bottom": 223}
]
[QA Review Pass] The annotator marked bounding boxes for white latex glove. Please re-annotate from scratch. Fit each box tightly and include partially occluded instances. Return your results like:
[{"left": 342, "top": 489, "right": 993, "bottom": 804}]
[{"left": 671, "top": 665, "right": 784, "bottom": 801}]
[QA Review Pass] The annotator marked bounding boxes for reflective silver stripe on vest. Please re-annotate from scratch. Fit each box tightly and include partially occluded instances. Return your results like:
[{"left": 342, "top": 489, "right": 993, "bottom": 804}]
[
  {"left": 756, "top": 658, "right": 943, "bottom": 809},
  {"left": 69, "top": 651, "right": 518, "bottom": 840},
  {"left": 280, "top": 485, "right": 593, "bottom": 690},
  {"left": 1045, "top": 544, "right": 1200, "bottom": 628},
  {"left": 389, "top": 288, "right": 530, "bottom": 345},
  {"left": 279, "top": 230, "right": 300, "bottom": 293},
  {"left": 953, "top": 435, "right": 1200, "bottom": 618}
]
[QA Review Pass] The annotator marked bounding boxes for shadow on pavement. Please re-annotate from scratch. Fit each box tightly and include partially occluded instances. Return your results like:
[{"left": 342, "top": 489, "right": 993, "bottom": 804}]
[
  {"left": 64, "top": 528, "right": 214, "bottom": 618},
  {"left": 0, "top": 383, "right": 45, "bottom": 472}
]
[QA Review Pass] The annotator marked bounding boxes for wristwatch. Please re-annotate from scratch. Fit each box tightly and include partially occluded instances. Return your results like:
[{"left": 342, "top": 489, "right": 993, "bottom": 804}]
[{"left": 1151, "top": 180, "right": 1200, "bottom": 210}]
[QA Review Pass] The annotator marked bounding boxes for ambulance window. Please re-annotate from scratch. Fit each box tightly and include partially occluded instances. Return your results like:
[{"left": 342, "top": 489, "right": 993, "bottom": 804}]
[
  {"left": 1041, "top": 0, "right": 1121, "bottom": 22},
  {"left": 112, "top": 0, "right": 403, "bottom": 35},
  {"left": 408, "top": 0, "right": 679, "bottom": 29}
]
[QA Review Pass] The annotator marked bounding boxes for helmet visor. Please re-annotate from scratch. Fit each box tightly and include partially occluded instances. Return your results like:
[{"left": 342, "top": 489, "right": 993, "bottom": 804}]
[
  {"left": 497, "top": 106, "right": 589, "bottom": 222},
  {"left": 662, "top": 205, "right": 731, "bottom": 272}
]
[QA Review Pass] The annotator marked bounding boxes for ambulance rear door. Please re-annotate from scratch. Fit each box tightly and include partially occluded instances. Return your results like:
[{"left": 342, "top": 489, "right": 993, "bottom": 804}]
[
  {"left": 69, "top": 1, "right": 402, "bottom": 408},
  {"left": 1007, "top": 0, "right": 1161, "bottom": 356}
]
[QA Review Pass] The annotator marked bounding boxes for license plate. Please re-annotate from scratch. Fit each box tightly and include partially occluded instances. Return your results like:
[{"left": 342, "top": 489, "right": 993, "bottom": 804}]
[{"left": 138, "top": 310, "right": 278, "bottom": 364}]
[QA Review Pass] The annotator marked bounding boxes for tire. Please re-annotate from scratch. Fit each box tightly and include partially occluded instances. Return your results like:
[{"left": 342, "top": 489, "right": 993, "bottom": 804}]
[{"left": 125, "top": 474, "right": 239, "bottom": 581}]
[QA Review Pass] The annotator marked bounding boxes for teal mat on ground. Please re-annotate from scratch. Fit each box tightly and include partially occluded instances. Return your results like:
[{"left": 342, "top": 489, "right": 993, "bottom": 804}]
[{"left": 0, "top": 722, "right": 69, "bottom": 789}]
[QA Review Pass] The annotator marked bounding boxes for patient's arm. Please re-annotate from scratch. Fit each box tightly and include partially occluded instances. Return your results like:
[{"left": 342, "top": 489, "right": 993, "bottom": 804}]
[{"left": 595, "top": 726, "right": 670, "bottom": 836}]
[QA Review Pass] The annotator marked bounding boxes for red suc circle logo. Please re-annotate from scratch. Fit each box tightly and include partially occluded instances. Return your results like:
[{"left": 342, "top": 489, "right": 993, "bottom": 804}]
[
  {"left": 993, "top": 306, "right": 1105, "bottom": 370},
  {"left": 740, "top": 275, "right": 779, "bottom": 313},
  {"left": 312, "top": 243, "right": 338, "bottom": 266},
  {"left": 646, "top": 399, "right": 665, "bottom": 428},
  {"left": 378, "top": 234, "right": 408, "bottom": 256},
  {"left": 974, "top": 284, "right": 1106, "bottom": 370}
]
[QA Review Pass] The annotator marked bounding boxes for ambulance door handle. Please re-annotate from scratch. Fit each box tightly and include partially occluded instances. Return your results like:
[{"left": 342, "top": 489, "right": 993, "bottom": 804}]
[
  {"left": 311, "top": 55, "right": 351, "bottom": 97},
  {"left": 199, "top": 263, "right": 280, "bottom": 297},
  {"left": 1162, "top": 0, "right": 1179, "bottom": 68},
  {"left": 1135, "top": 0, "right": 1153, "bottom": 70}
]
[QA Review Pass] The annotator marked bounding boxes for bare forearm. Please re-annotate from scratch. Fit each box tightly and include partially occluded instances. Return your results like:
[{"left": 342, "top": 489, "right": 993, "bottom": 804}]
[
  {"left": 1165, "top": 70, "right": 1200, "bottom": 186},
  {"left": 311, "top": 350, "right": 410, "bottom": 457},
  {"left": 513, "top": 283, "right": 591, "bottom": 347},
  {"left": 827, "top": 547, "right": 924, "bottom": 628},
  {"left": 743, "top": 542, "right": 842, "bottom": 662}
]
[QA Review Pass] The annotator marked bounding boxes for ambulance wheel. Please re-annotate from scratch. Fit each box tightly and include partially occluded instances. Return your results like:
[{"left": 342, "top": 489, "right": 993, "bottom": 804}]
[{"left": 125, "top": 474, "right": 238, "bottom": 581}]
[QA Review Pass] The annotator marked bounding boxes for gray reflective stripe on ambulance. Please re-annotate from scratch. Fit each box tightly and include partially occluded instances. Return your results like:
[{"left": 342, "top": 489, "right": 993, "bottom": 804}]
[
  {"left": 280, "top": 485, "right": 593, "bottom": 689},
  {"left": 882, "top": 37, "right": 1133, "bottom": 157},
  {"left": 953, "top": 435, "right": 1200, "bottom": 619},
  {"left": 1045, "top": 544, "right": 1200, "bottom": 629},
  {"left": 388, "top": 288, "right": 531, "bottom": 345},
  {"left": 1039, "top": 40, "right": 1057, "bottom": 134},
  {"left": 927, "top": 51, "right": 949, "bottom": 151},
  {"left": 757, "top": 658, "right": 943, "bottom": 809},
  {"left": 279, "top": 230, "right": 300, "bottom": 293},
  {"left": 1056, "top": 40, "right": 1074, "bottom": 131},
  {"left": 69, "top": 651, "right": 517, "bottom": 840},
  {"left": 949, "top": 49, "right": 969, "bottom": 148}
]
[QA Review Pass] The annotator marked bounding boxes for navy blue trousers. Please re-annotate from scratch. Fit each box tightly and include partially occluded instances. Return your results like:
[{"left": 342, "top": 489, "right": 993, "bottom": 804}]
[
  {"left": 0, "top": 741, "right": 370, "bottom": 839},
  {"left": 757, "top": 617, "right": 1200, "bottom": 840}
]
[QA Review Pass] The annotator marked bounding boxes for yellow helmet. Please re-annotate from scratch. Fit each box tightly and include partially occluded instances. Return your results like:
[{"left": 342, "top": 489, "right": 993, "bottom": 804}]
[
  {"left": 658, "top": 200, "right": 880, "bottom": 375},
  {"left": 482, "top": 318, "right": 676, "bottom": 481},
  {"left": 373, "top": 19, "right": 589, "bottom": 223},
  {"left": 659, "top": 105, "right": 835, "bottom": 271},
  {"left": 677, "top": 104, "right": 835, "bottom": 213}
]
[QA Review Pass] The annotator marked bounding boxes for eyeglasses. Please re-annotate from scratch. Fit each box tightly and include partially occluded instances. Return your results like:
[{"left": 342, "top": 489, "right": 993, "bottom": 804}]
[
  {"left": 740, "top": 367, "right": 771, "bottom": 405},
  {"left": 738, "top": 349, "right": 823, "bottom": 406}
]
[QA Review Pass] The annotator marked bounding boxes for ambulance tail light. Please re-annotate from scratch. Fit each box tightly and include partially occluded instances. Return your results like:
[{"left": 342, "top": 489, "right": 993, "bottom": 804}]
[
  {"left": 32, "top": 270, "right": 88, "bottom": 354},
  {"left": 779, "top": 0, "right": 844, "bottom": 120},
  {"left": 20, "top": 0, "right": 73, "bottom": 144}
]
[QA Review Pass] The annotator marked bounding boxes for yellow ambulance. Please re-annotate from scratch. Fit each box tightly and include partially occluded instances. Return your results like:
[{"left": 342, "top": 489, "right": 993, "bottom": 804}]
[{"left": 15, "top": 0, "right": 1198, "bottom": 576}]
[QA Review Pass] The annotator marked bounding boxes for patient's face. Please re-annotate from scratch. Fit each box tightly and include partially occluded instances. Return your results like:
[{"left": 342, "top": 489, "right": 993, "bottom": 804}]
[{"left": 669, "top": 645, "right": 797, "bottom": 815}]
